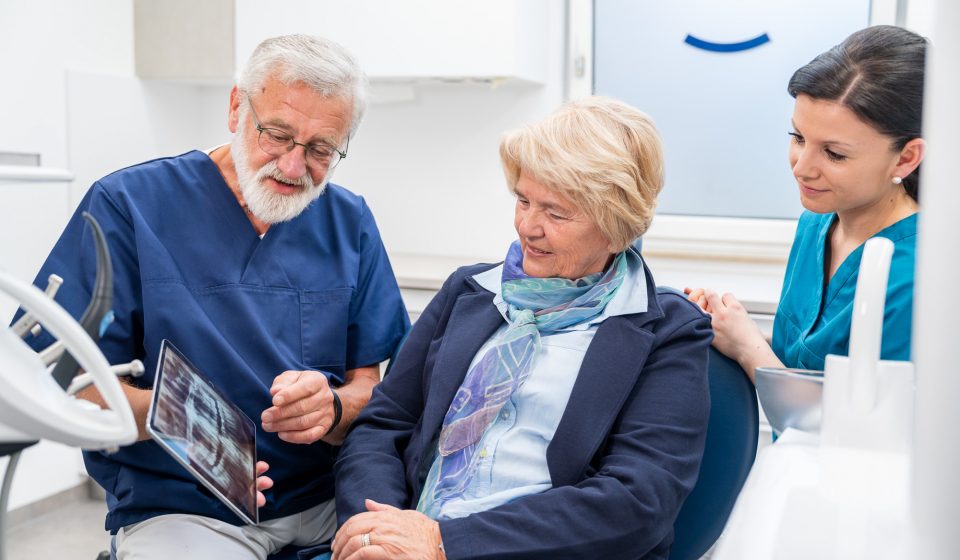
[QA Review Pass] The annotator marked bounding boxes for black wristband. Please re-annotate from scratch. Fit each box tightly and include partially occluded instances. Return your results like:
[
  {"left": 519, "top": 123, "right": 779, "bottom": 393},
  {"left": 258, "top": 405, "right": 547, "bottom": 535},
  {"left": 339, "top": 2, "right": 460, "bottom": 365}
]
[{"left": 329, "top": 388, "right": 343, "bottom": 432}]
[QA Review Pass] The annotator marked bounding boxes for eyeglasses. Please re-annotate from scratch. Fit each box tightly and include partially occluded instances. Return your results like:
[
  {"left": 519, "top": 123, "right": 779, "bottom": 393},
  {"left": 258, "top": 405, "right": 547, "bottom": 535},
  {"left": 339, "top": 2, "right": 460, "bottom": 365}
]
[{"left": 246, "top": 97, "right": 348, "bottom": 169}]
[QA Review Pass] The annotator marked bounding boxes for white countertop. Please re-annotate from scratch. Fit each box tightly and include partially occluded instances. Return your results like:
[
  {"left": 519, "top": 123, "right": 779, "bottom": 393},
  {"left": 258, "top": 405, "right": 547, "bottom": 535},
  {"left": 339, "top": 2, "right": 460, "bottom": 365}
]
[{"left": 0, "top": 166, "right": 73, "bottom": 183}]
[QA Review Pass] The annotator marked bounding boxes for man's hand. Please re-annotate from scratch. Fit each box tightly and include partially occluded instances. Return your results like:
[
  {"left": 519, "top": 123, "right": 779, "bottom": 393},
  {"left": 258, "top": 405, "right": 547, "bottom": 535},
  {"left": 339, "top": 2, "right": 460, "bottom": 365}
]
[
  {"left": 256, "top": 461, "right": 273, "bottom": 507},
  {"left": 261, "top": 365, "right": 381, "bottom": 445},
  {"left": 261, "top": 370, "right": 337, "bottom": 444},
  {"left": 76, "top": 383, "right": 154, "bottom": 441}
]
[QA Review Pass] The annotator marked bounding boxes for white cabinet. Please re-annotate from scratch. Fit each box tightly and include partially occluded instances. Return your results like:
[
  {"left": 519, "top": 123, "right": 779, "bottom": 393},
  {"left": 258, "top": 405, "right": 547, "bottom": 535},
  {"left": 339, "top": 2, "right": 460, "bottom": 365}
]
[
  {"left": 235, "top": 0, "right": 551, "bottom": 83},
  {"left": 134, "top": 0, "right": 236, "bottom": 81},
  {"left": 135, "top": 0, "right": 552, "bottom": 84}
]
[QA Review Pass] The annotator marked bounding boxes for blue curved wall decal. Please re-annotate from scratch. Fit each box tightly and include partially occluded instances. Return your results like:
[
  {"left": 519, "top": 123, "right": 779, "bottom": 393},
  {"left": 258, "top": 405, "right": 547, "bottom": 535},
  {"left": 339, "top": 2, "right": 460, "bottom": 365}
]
[{"left": 684, "top": 33, "right": 771, "bottom": 53}]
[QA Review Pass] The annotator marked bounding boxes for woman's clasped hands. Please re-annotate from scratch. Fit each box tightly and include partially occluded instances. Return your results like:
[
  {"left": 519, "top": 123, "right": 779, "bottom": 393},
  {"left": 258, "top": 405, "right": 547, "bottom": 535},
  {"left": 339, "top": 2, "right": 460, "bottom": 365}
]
[{"left": 331, "top": 499, "right": 446, "bottom": 560}]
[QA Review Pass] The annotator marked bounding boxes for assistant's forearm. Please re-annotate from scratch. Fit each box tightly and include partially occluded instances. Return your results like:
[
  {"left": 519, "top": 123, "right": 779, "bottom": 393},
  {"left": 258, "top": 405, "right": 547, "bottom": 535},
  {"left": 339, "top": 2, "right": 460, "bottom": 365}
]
[{"left": 737, "top": 342, "right": 785, "bottom": 383}]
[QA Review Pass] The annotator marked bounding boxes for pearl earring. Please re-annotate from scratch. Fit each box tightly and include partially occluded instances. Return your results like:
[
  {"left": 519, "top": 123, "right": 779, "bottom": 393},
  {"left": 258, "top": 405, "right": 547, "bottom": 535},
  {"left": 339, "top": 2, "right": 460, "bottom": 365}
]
[{"left": 892, "top": 176, "right": 903, "bottom": 185}]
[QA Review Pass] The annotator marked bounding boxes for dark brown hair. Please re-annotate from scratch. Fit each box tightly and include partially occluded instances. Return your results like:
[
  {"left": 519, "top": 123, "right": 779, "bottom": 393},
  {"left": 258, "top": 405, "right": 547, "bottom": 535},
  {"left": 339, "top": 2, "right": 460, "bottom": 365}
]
[{"left": 788, "top": 25, "right": 927, "bottom": 201}]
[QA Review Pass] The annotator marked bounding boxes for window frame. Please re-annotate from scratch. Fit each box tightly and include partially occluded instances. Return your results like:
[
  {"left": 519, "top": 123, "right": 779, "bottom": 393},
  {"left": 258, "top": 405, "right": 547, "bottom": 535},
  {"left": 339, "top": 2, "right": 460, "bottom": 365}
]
[{"left": 565, "top": 0, "right": 901, "bottom": 265}]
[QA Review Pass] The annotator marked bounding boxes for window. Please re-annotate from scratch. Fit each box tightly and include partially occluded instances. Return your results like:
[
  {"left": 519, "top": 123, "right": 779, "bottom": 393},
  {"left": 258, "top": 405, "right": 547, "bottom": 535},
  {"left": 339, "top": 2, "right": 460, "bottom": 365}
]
[{"left": 569, "top": 0, "right": 878, "bottom": 263}]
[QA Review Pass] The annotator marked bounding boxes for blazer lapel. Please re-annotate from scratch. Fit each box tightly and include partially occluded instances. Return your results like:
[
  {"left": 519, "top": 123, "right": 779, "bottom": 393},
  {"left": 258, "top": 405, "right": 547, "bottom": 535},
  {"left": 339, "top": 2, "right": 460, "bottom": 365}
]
[
  {"left": 546, "top": 315, "right": 656, "bottom": 486},
  {"left": 420, "top": 288, "right": 505, "bottom": 443}
]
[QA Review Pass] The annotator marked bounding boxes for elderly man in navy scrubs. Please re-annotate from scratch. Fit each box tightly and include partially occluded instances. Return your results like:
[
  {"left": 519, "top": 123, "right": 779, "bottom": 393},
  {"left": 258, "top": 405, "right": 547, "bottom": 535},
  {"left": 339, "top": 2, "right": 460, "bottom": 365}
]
[{"left": 17, "top": 34, "right": 409, "bottom": 558}]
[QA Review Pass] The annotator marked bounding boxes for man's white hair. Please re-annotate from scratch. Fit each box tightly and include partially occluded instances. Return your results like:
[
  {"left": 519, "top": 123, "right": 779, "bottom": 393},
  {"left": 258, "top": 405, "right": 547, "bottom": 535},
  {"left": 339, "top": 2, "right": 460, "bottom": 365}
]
[{"left": 237, "top": 34, "right": 368, "bottom": 137}]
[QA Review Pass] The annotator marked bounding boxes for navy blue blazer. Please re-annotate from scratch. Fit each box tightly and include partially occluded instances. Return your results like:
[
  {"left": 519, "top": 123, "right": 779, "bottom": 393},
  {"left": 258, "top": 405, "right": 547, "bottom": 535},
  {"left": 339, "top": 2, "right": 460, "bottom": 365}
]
[{"left": 335, "top": 260, "right": 712, "bottom": 559}]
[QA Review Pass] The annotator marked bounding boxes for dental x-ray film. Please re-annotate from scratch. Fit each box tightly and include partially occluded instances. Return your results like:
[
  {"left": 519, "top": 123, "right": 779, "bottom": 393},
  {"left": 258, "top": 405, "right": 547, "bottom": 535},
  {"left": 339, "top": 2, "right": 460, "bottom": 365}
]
[{"left": 147, "top": 339, "right": 258, "bottom": 525}]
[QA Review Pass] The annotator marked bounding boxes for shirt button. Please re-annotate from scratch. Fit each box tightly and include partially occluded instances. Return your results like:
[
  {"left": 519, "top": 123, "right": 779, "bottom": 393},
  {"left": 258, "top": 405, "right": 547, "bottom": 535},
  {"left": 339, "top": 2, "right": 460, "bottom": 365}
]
[
  {"left": 479, "top": 448, "right": 488, "bottom": 458},
  {"left": 501, "top": 411, "right": 510, "bottom": 420}
]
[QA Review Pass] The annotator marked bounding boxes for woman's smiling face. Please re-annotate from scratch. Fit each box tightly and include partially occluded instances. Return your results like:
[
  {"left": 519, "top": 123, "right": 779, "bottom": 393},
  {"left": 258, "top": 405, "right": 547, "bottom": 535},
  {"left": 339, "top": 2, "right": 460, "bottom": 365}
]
[
  {"left": 513, "top": 172, "right": 613, "bottom": 279},
  {"left": 789, "top": 94, "right": 907, "bottom": 216}
]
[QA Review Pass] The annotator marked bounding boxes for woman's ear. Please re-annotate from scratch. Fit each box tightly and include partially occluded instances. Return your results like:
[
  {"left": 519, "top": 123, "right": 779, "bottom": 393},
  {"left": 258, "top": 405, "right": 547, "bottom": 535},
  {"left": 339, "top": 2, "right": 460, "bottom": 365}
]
[{"left": 894, "top": 137, "right": 925, "bottom": 180}]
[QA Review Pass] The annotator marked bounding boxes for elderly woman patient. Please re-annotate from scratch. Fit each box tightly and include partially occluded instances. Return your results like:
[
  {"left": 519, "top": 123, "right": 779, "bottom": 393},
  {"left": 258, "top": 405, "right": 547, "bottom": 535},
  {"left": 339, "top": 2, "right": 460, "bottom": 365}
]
[{"left": 330, "top": 97, "right": 713, "bottom": 560}]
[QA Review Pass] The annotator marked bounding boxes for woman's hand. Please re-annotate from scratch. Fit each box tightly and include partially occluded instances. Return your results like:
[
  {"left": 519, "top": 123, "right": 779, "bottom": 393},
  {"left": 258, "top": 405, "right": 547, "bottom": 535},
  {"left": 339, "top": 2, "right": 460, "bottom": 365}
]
[
  {"left": 332, "top": 499, "right": 445, "bottom": 560},
  {"left": 256, "top": 461, "right": 273, "bottom": 508},
  {"left": 685, "top": 288, "right": 781, "bottom": 382}
]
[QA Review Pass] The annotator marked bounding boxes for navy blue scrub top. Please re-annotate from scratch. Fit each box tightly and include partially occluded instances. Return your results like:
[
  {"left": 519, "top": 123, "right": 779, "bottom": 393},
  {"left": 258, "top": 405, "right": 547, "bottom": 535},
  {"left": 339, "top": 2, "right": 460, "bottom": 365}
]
[
  {"left": 17, "top": 150, "right": 410, "bottom": 531},
  {"left": 772, "top": 211, "right": 917, "bottom": 371}
]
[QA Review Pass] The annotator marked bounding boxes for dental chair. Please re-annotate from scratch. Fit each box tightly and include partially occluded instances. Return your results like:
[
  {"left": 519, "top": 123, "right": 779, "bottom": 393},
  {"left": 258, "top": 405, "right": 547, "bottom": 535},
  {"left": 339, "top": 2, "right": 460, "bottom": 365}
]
[
  {"left": 280, "top": 285, "right": 759, "bottom": 560},
  {"left": 276, "top": 293, "right": 758, "bottom": 560},
  {"left": 668, "top": 345, "right": 759, "bottom": 560},
  {"left": 1, "top": 214, "right": 139, "bottom": 560}
]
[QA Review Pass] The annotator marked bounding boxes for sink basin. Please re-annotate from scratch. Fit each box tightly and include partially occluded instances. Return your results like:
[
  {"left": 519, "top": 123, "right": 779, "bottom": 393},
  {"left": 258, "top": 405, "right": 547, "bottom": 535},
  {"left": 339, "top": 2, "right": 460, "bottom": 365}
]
[{"left": 755, "top": 367, "right": 824, "bottom": 436}]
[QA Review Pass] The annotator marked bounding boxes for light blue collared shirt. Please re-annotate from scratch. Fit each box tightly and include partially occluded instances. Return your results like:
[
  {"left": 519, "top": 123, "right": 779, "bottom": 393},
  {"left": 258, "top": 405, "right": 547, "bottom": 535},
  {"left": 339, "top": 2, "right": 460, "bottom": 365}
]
[{"left": 419, "top": 248, "right": 648, "bottom": 519}]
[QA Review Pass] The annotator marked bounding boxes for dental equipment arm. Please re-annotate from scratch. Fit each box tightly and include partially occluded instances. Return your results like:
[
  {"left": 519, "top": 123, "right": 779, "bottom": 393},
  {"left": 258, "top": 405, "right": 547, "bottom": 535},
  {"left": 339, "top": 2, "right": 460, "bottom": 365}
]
[{"left": 48, "top": 212, "right": 114, "bottom": 390}]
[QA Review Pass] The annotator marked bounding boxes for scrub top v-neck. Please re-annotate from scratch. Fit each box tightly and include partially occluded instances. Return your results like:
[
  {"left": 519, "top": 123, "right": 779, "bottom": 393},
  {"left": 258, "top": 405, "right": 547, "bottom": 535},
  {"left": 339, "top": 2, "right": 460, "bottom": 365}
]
[{"left": 772, "top": 211, "right": 917, "bottom": 371}]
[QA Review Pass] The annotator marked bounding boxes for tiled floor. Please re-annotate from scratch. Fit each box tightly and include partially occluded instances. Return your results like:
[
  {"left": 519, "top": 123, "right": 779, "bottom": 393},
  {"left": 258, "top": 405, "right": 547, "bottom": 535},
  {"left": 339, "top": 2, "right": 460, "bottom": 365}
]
[{"left": 6, "top": 498, "right": 109, "bottom": 560}]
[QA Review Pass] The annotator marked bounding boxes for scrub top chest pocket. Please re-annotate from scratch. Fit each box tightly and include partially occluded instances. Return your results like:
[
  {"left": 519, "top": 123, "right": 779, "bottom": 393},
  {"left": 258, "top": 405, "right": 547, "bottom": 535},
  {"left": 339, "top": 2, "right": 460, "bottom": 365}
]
[{"left": 300, "top": 288, "right": 353, "bottom": 372}]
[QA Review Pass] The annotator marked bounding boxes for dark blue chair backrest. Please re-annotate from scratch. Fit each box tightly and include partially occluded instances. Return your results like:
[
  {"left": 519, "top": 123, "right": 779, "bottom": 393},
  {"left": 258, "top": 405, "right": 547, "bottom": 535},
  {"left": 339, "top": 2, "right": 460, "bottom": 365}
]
[{"left": 668, "top": 347, "right": 759, "bottom": 560}]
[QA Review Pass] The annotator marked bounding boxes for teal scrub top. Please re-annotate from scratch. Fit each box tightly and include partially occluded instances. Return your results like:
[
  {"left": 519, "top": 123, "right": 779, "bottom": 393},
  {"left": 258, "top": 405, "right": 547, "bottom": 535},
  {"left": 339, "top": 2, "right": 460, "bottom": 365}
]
[{"left": 771, "top": 211, "right": 917, "bottom": 371}]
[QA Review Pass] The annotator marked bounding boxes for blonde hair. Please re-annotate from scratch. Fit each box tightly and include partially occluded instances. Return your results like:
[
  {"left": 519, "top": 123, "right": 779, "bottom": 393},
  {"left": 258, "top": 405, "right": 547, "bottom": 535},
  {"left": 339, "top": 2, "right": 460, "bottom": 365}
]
[{"left": 499, "top": 96, "right": 664, "bottom": 252}]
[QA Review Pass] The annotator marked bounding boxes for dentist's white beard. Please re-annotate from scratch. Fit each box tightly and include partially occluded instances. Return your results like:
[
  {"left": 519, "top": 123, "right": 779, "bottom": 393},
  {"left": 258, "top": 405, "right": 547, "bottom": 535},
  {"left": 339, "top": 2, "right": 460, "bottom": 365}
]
[{"left": 230, "top": 125, "right": 332, "bottom": 224}]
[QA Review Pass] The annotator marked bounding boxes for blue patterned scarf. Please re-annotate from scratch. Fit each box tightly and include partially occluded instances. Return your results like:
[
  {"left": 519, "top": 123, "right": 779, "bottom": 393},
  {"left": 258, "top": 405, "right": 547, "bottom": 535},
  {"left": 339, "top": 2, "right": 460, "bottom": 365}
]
[{"left": 418, "top": 240, "right": 627, "bottom": 516}]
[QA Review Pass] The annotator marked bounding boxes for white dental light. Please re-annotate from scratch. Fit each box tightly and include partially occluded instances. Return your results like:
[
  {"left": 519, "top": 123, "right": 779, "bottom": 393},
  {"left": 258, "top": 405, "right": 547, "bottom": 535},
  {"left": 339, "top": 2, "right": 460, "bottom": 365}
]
[{"left": 0, "top": 271, "right": 137, "bottom": 449}]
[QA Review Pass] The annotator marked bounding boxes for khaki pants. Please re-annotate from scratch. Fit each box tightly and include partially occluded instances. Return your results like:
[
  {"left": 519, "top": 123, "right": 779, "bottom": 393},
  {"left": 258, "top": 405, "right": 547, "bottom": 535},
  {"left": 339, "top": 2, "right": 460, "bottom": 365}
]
[{"left": 115, "top": 499, "right": 336, "bottom": 560}]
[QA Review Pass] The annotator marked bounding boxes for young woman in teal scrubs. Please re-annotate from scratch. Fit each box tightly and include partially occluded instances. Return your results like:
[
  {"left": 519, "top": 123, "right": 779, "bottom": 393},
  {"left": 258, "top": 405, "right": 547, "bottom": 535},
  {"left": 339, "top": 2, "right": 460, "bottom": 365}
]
[{"left": 686, "top": 26, "right": 927, "bottom": 382}]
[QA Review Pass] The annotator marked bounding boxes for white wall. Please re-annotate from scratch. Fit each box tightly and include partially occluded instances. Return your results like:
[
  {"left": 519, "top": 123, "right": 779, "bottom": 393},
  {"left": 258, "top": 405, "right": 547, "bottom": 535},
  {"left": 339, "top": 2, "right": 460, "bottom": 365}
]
[
  {"left": 232, "top": 0, "right": 567, "bottom": 262},
  {"left": 334, "top": 80, "right": 566, "bottom": 262},
  {"left": 0, "top": 0, "right": 134, "bottom": 170},
  {"left": 0, "top": 0, "right": 138, "bottom": 510},
  {"left": 65, "top": 73, "right": 229, "bottom": 206},
  {"left": 0, "top": 0, "right": 232, "bottom": 512},
  {"left": 0, "top": 0, "right": 565, "bottom": 510}
]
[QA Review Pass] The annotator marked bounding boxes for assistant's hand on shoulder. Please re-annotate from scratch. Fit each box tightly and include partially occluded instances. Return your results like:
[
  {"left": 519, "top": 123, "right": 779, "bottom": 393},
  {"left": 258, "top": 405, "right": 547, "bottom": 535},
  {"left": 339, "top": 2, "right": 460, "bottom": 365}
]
[{"left": 685, "top": 287, "right": 779, "bottom": 382}]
